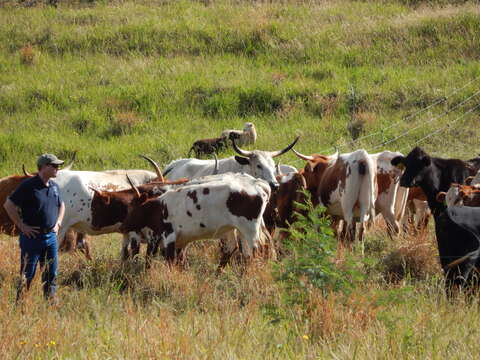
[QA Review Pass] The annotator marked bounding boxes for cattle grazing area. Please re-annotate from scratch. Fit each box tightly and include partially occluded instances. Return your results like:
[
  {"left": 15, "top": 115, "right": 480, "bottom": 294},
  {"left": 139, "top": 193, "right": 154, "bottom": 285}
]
[{"left": 1, "top": 0, "right": 480, "bottom": 358}]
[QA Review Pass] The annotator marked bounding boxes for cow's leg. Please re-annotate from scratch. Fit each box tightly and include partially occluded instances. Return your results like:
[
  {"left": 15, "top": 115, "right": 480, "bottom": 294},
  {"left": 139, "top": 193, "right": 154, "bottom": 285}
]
[
  {"left": 59, "top": 228, "right": 75, "bottom": 253},
  {"left": 162, "top": 232, "right": 177, "bottom": 265},
  {"left": 238, "top": 222, "right": 261, "bottom": 260},
  {"left": 331, "top": 217, "right": 341, "bottom": 238},
  {"left": 76, "top": 233, "right": 92, "bottom": 260},
  {"left": 121, "top": 233, "right": 134, "bottom": 261},
  {"left": 176, "top": 248, "right": 188, "bottom": 268},
  {"left": 217, "top": 232, "right": 239, "bottom": 272},
  {"left": 131, "top": 238, "right": 141, "bottom": 260},
  {"left": 379, "top": 206, "right": 400, "bottom": 238}
]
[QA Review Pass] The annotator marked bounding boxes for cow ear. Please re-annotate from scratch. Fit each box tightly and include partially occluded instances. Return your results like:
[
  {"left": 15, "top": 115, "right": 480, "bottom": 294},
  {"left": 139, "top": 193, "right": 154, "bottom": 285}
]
[
  {"left": 235, "top": 156, "right": 250, "bottom": 165},
  {"left": 436, "top": 192, "right": 446, "bottom": 203},
  {"left": 391, "top": 156, "right": 405, "bottom": 170},
  {"left": 421, "top": 156, "right": 431, "bottom": 167},
  {"left": 465, "top": 176, "right": 474, "bottom": 186}
]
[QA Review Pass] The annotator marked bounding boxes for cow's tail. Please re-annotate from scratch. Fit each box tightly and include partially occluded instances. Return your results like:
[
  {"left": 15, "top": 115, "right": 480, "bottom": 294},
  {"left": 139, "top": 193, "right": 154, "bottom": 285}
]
[
  {"left": 187, "top": 146, "right": 195, "bottom": 159},
  {"left": 358, "top": 152, "right": 376, "bottom": 222}
]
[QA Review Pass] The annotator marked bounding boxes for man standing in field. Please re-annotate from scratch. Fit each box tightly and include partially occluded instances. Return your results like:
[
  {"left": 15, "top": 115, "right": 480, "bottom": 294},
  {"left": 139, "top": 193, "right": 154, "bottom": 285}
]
[{"left": 4, "top": 154, "right": 65, "bottom": 302}]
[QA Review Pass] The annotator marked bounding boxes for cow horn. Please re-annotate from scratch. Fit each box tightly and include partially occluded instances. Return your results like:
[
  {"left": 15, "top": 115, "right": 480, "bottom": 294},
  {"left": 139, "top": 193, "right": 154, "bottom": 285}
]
[
  {"left": 22, "top": 164, "right": 33, "bottom": 177},
  {"left": 232, "top": 138, "right": 253, "bottom": 157},
  {"left": 212, "top": 153, "right": 219, "bottom": 175},
  {"left": 292, "top": 148, "right": 314, "bottom": 161},
  {"left": 63, "top": 151, "right": 77, "bottom": 171},
  {"left": 276, "top": 161, "right": 282, "bottom": 176},
  {"left": 88, "top": 186, "right": 102, "bottom": 196},
  {"left": 329, "top": 148, "right": 339, "bottom": 162},
  {"left": 270, "top": 136, "right": 300, "bottom": 158},
  {"left": 126, "top": 174, "right": 141, "bottom": 199},
  {"left": 139, "top": 155, "right": 164, "bottom": 182}
]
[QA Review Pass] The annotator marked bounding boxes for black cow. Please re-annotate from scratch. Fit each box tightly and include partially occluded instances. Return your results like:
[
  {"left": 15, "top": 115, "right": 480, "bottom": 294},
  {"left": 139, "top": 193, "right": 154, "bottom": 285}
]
[{"left": 391, "top": 147, "right": 480, "bottom": 290}]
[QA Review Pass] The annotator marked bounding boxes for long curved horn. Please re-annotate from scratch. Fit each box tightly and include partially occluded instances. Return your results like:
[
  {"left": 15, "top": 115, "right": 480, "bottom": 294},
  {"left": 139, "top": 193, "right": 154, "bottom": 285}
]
[
  {"left": 22, "top": 164, "right": 33, "bottom": 177},
  {"left": 63, "top": 151, "right": 77, "bottom": 171},
  {"left": 292, "top": 148, "right": 314, "bottom": 161},
  {"left": 212, "top": 153, "right": 219, "bottom": 175},
  {"left": 139, "top": 155, "right": 164, "bottom": 182},
  {"left": 329, "top": 148, "right": 339, "bottom": 161},
  {"left": 126, "top": 174, "right": 141, "bottom": 199},
  {"left": 232, "top": 138, "right": 253, "bottom": 157},
  {"left": 88, "top": 186, "right": 102, "bottom": 196},
  {"left": 270, "top": 136, "right": 300, "bottom": 158},
  {"left": 275, "top": 161, "right": 282, "bottom": 176}
]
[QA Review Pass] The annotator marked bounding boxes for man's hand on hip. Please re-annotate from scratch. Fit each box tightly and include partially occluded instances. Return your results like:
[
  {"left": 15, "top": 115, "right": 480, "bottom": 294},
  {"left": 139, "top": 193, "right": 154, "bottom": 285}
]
[{"left": 20, "top": 224, "right": 40, "bottom": 238}]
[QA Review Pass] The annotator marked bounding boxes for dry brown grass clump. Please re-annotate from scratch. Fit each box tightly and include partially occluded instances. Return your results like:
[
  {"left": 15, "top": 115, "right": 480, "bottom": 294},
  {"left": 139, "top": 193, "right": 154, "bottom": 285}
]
[
  {"left": 381, "top": 232, "right": 441, "bottom": 283},
  {"left": 19, "top": 44, "right": 36, "bottom": 65}
]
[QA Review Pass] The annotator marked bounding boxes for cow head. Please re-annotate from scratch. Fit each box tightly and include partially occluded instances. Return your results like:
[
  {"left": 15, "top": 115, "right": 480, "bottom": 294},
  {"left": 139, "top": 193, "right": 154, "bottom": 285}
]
[
  {"left": 391, "top": 147, "right": 431, "bottom": 188},
  {"left": 436, "top": 184, "right": 464, "bottom": 207},
  {"left": 232, "top": 136, "right": 299, "bottom": 190},
  {"left": 292, "top": 149, "right": 337, "bottom": 193}
]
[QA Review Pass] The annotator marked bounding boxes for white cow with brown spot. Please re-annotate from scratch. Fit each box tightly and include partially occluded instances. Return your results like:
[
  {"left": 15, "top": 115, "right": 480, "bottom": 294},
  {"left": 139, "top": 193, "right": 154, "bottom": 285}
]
[
  {"left": 120, "top": 174, "right": 271, "bottom": 264},
  {"left": 370, "top": 151, "right": 409, "bottom": 235}
]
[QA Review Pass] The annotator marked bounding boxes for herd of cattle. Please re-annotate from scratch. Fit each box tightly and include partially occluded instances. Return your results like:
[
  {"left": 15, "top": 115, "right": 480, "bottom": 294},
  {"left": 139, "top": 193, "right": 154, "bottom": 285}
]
[{"left": 1, "top": 131, "right": 480, "bottom": 291}]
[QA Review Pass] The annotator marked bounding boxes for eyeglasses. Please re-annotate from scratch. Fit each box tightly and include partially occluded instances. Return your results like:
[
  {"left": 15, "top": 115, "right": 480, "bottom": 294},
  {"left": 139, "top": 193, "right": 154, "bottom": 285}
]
[{"left": 48, "top": 164, "right": 60, "bottom": 169}]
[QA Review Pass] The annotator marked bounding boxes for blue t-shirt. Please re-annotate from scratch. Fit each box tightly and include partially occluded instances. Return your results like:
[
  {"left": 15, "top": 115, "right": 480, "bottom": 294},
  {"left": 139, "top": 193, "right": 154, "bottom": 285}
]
[{"left": 9, "top": 175, "right": 63, "bottom": 229}]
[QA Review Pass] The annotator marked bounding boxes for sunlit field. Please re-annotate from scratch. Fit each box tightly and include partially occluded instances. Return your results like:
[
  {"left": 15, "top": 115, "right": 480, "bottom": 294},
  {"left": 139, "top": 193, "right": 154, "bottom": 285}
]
[{"left": 1, "top": 0, "right": 480, "bottom": 358}]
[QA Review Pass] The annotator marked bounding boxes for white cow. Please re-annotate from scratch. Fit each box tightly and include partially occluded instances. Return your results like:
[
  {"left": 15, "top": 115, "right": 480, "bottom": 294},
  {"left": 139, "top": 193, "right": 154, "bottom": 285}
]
[
  {"left": 370, "top": 151, "right": 409, "bottom": 234},
  {"left": 163, "top": 137, "right": 299, "bottom": 189},
  {"left": 120, "top": 173, "right": 271, "bottom": 263},
  {"left": 221, "top": 122, "right": 257, "bottom": 146},
  {"left": 54, "top": 156, "right": 164, "bottom": 245}
]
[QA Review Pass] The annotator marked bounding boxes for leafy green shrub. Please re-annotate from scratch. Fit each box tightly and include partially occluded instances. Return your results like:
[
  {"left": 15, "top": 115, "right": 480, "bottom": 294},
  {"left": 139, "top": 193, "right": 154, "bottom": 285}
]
[
  {"left": 275, "top": 196, "right": 364, "bottom": 304},
  {"left": 238, "top": 87, "right": 283, "bottom": 116}
]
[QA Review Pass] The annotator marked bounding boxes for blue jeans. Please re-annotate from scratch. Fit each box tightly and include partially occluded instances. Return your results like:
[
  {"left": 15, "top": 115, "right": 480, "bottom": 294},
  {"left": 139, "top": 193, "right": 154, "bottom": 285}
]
[{"left": 18, "top": 232, "right": 58, "bottom": 299}]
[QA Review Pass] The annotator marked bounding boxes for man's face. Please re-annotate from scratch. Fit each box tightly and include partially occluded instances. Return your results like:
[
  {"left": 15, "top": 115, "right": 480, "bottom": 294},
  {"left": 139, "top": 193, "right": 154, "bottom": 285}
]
[{"left": 41, "top": 163, "right": 60, "bottom": 178}]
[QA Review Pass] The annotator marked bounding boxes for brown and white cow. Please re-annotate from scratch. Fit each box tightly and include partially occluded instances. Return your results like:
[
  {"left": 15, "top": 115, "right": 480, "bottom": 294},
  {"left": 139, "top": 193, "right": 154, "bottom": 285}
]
[
  {"left": 120, "top": 173, "right": 271, "bottom": 264},
  {"left": 293, "top": 149, "right": 376, "bottom": 242},
  {"left": 402, "top": 186, "right": 431, "bottom": 233},
  {"left": 219, "top": 171, "right": 307, "bottom": 268},
  {"left": 89, "top": 177, "right": 190, "bottom": 260},
  {"left": 370, "top": 151, "right": 409, "bottom": 235}
]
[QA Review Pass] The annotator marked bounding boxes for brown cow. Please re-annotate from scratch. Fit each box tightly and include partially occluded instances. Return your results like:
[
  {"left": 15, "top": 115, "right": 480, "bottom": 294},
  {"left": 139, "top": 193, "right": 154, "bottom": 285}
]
[{"left": 437, "top": 183, "right": 480, "bottom": 208}]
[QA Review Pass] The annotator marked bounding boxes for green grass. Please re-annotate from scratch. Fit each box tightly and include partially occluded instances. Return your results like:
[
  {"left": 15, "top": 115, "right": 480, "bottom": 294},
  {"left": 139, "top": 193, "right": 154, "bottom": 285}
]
[{"left": 1, "top": 0, "right": 480, "bottom": 358}]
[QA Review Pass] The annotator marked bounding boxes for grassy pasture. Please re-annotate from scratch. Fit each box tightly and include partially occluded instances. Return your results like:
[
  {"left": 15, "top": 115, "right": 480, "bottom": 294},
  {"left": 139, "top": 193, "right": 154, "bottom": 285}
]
[{"left": 1, "top": 0, "right": 480, "bottom": 358}]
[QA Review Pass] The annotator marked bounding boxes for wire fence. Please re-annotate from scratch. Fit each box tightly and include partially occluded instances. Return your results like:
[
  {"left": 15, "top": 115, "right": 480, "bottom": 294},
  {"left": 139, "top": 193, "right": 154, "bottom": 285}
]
[{"left": 315, "top": 74, "right": 480, "bottom": 155}]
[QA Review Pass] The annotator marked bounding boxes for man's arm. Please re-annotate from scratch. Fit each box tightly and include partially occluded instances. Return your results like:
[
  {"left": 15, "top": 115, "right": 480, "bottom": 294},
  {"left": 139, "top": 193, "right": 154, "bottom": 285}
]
[
  {"left": 53, "top": 202, "right": 65, "bottom": 234},
  {"left": 3, "top": 198, "right": 39, "bottom": 238}
]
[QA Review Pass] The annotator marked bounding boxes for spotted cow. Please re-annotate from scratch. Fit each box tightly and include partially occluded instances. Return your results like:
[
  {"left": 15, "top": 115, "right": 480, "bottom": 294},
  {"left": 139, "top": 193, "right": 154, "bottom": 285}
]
[
  {"left": 293, "top": 149, "right": 376, "bottom": 242},
  {"left": 120, "top": 174, "right": 271, "bottom": 264}
]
